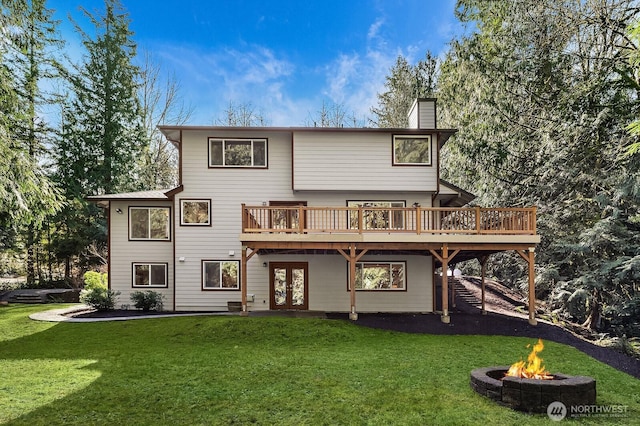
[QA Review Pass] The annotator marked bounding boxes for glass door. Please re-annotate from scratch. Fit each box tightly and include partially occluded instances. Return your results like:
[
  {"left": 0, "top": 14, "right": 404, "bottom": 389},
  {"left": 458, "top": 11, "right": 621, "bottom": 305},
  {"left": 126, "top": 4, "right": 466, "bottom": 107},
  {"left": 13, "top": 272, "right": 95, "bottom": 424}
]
[{"left": 270, "top": 262, "right": 308, "bottom": 310}]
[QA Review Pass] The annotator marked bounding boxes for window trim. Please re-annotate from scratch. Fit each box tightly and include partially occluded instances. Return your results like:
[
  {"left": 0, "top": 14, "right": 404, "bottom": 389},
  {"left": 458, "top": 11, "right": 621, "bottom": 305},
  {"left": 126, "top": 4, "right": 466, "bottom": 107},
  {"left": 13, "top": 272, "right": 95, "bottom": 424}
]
[
  {"left": 132, "top": 262, "right": 168, "bottom": 288},
  {"left": 392, "top": 134, "right": 432, "bottom": 166},
  {"left": 207, "top": 137, "right": 268, "bottom": 168},
  {"left": 180, "top": 199, "right": 212, "bottom": 226},
  {"left": 128, "top": 206, "right": 171, "bottom": 241},
  {"left": 201, "top": 260, "right": 241, "bottom": 291},
  {"left": 347, "top": 261, "right": 407, "bottom": 291}
]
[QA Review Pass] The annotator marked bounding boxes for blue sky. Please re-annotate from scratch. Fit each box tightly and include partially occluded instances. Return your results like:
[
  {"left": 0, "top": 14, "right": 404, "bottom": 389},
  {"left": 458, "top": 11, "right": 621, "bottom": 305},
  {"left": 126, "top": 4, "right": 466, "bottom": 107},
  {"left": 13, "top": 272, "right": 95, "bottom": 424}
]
[{"left": 48, "top": 0, "right": 462, "bottom": 126}]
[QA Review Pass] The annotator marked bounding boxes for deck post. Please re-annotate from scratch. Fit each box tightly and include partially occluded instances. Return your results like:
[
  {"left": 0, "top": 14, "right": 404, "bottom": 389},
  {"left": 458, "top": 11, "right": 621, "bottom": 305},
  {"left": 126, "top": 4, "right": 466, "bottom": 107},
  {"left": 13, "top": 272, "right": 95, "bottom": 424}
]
[
  {"left": 349, "top": 245, "right": 358, "bottom": 320},
  {"left": 441, "top": 244, "right": 450, "bottom": 323},
  {"left": 480, "top": 256, "right": 488, "bottom": 315},
  {"left": 241, "top": 245, "right": 248, "bottom": 316},
  {"left": 527, "top": 247, "right": 537, "bottom": 325}
]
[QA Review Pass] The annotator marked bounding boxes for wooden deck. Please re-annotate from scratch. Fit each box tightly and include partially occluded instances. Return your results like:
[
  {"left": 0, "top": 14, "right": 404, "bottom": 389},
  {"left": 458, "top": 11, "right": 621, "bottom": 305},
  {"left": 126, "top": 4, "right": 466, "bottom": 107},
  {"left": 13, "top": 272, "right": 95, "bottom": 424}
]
[{"left": 242, "top": 205, "right": 536, "bottom": 236}]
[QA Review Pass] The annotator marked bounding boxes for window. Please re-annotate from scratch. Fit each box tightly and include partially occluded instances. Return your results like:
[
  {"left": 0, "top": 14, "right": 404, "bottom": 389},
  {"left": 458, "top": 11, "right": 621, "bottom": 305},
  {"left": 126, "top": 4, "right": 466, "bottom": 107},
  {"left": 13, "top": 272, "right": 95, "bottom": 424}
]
[
  {"left": 132, "top": 263, "right": 168, "bottom": 288},
  {"left": 347, "top": 201, "right": 405, "bottom": 230},
  {"left": 180, "top": 199, "right": 211, "bottom": 226},
  {"left": 393, "top": 135, "right": 431, "bottom": 165},
  {"left": 202, "top": 260, "right": 240, "bottom": 290},
  {"left": 349, "top": 262, "right": 406, "bottom": 291},
  {"left": 208, "top": 138, "right": 267, "bottom": 167},
  {"left": 129, "top": 207, "right": 170, "bottom": 240}
]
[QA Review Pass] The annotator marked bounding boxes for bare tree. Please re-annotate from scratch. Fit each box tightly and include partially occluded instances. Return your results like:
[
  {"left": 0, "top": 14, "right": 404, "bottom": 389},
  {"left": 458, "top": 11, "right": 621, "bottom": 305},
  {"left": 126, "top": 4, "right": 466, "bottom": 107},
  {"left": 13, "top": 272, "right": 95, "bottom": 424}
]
[
  {"left": 214, "top": 101, "right": 270, "bottom": 126},
  {"left": 304, "top": 99, "right": 365, "bottom": 127},
  {"left": 137, "top": 50, "right": 193, "bottom": 189}
]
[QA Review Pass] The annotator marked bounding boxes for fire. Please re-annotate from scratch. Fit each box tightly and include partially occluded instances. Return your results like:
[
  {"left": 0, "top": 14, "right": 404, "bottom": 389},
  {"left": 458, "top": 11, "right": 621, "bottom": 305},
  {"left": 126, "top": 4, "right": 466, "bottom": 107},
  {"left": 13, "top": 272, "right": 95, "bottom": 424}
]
[{"left": 505, "top": 339, "right": 553, "bottom": 380}]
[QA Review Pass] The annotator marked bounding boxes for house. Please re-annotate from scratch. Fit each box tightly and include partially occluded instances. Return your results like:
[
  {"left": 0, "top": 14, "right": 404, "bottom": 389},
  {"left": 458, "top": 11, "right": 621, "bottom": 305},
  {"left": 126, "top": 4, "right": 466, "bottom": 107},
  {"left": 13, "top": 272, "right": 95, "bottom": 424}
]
[{"left": 89, "top": 99, "right": 540, "bottom": 324}]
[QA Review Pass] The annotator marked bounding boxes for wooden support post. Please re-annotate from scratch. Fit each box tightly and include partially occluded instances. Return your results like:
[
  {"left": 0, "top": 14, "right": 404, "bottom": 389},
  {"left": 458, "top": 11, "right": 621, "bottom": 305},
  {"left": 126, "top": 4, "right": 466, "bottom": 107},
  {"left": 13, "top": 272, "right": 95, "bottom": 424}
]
[
  {"left": 338, "top": 245, "right": 367, "bottom": 321},
  {"left": 241, "top": 245, "right": 248, "bottom": 316},
  {"left": 527, "top": 248, "right": 537, "bottom": 325},
  {"left": 480, "top": 256, "right": 488, "bottom": 315},
  {"left": 441, "top": 244, "right": 450, "bottom": 323},
  {"left": 451, "top": 265, "right": 456, "bottom": 308}
]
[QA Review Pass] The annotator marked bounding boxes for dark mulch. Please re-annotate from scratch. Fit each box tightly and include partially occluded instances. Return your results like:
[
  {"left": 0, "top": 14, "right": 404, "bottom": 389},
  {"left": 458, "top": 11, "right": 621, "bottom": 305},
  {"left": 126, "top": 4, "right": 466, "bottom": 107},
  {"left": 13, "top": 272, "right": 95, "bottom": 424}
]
[
  {"left": 71, "top": 309, "right": 214, "bottom": 318},
  {"left": 326, "top": 311, "right": 640, "bottom": 380}
]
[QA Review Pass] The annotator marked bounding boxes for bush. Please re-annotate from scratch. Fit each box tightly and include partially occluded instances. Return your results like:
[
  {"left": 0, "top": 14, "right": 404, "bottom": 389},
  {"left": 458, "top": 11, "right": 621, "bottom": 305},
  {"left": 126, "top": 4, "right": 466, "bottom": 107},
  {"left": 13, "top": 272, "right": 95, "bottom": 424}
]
[
  {"left": 83, "top": 271, "right": 108, "bottom": 290},
  {"left": 130, "top": 291, "right": 165, "bottom": 312},
  {"left": 80, "top": 287, "right": 120, "bottom": 311},
  {"left": 80, "top": 271, "right": 118, "bottom": 310}
]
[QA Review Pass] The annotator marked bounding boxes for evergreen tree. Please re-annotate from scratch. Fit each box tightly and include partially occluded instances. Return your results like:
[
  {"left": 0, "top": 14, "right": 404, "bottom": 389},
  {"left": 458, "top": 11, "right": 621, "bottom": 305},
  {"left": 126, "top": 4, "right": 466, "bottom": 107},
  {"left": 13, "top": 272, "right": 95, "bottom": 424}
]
[
  {"left": 436, "top": 0, "right": 640, "bottom": 333},
  {"left": 52, "top": 0, "right": 144, "bottom": 278},
  {"left": 0, "top": 0, "right": 63, "bottom": 283},
  {"left": 371, "top": 52, "right": 438, "bottom": 128}
]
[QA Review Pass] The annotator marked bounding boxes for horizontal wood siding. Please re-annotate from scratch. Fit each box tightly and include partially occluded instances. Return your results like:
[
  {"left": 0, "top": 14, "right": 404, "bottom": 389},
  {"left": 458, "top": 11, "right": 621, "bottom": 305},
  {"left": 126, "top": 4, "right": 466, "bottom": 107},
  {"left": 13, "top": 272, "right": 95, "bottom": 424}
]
[
  {"left": 173, "top": 129, "right": 435, "bottom": 311},
  {"left": 256, "top": 254, "right": 433, "bottom": 312},
  {"left": 293, "top": 131, "right": 438, "bottom": 191},
  {"left": 418, "top": 100, "right": 436, "bottom": 129},
  {"left": 109, "top": 201, "right": 174, "bottom": 309}
]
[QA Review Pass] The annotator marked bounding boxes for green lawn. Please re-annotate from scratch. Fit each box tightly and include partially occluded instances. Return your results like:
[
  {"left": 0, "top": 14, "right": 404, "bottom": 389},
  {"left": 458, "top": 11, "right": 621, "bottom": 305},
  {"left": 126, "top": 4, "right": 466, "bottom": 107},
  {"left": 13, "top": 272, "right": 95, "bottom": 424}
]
[{"left": 1, "top": 305, "right": 639, "bottom": 425}]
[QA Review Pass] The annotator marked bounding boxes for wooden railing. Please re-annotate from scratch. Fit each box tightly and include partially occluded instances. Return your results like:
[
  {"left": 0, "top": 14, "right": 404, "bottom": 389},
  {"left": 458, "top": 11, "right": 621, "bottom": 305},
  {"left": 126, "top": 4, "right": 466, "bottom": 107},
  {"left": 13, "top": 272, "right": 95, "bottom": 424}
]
[{"left": 242, "top": 205, "right": 537, "bottom": 235}]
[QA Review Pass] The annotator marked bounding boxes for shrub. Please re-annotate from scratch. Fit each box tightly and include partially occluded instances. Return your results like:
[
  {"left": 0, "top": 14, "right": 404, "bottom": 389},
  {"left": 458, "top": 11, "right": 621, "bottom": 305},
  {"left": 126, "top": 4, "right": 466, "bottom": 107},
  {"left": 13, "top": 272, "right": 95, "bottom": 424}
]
[
  {"left": 80, "top": 287, "right": 120, "bottom": 311},
  {"left": 80, "top": 271, "right": 118, "bottom": 310},
  {"left": 83, "top": 271, "right": 108, "bottom": 290},
  {"left": 130, "top": 291, "right": 165, "bottom": 312}
]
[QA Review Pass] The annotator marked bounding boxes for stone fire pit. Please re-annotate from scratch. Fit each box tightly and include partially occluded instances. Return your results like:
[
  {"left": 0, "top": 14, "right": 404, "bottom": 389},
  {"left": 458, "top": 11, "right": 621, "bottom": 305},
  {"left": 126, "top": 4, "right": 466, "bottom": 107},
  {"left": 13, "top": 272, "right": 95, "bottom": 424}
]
[{"left": 470, "top": 366, "right": 596, "bottom": 413}]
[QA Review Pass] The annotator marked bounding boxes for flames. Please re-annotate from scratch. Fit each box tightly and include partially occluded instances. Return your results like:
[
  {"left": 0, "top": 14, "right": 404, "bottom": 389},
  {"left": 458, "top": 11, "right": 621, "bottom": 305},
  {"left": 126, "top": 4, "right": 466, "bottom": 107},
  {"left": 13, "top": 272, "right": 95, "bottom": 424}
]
[{"left": 505, "top": 338, "right": 553, "bottom": 380}]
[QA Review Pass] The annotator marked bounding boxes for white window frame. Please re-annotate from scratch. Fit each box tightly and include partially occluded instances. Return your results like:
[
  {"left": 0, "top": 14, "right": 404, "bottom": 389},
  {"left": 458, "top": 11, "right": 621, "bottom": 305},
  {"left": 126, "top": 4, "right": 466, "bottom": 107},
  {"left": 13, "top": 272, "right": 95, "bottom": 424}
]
[
  {"left": 208, "top": 138, "right": 267, "bottom": 168},
  {"left": 128, "top": 207, "right": 170, "bottom": 241},
  {"left": 202, "top": 260, "right": 241, "bottom": 290},
  {"left": 132, "top": 263, "right": 168, "bottom": 288},
  {"left": 349, "top": 261, "right": 407, "bottom": 291},
  {"left": 393, "top": 135, "right": 432, "bottom": 165},
  {"left": 180, "top": 199, "right": 211, "bottom": 226}
]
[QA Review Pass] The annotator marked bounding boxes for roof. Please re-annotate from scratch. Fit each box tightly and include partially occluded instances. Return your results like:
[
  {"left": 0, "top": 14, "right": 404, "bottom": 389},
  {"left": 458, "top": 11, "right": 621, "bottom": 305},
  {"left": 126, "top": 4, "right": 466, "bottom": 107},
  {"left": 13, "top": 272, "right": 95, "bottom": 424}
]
[
  {"left": 437, "top": 179, "right": 476, "bottom": 207},
  {"left": 86, "top": 186, "right": 183, "bottom": 203},
  {"left": 157, "top": 125, "right": 457, "bottom": 149}
]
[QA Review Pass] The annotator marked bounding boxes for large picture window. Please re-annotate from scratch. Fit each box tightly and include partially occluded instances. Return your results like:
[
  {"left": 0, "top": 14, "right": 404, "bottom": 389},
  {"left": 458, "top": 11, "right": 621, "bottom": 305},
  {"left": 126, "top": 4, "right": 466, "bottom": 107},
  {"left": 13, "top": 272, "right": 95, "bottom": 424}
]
[
  {"left": 349, "top": 261, "right": 406, "bottom": 291},
  {"left": 129, "top": 207, "right": 170, "bottom": 240},
  {"left": 132, "top": 263, "right": 168, "bottom": 288},
  {"left": 202, "top": 260, "right": 240, "bottom": 290},
  {"left": 347, "top": 201, "right": 405, "bottom": 230},
  {"left": 180, "top": 199, "right": 211, "bottom": 226},
  {"left": 208, "top": 138, "right": 267, "bottom": 167},
  {"left": 393, "top": 135, "right": 431, "bottom": 165}
]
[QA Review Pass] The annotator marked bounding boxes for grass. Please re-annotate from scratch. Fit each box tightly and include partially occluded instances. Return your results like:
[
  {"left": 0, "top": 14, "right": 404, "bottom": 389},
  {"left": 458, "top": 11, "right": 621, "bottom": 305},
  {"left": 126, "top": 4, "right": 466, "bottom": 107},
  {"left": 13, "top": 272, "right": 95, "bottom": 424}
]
[{"left": 1, "top": 305, "right": 639, "bottom": 425}]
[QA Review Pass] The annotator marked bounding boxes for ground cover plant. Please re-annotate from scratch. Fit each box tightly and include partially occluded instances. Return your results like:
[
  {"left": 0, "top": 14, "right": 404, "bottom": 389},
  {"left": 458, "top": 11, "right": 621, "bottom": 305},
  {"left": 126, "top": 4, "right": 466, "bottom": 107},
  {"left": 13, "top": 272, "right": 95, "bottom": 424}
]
[{"left": 1, "top": 305, "right": 639, "bottom": 425}]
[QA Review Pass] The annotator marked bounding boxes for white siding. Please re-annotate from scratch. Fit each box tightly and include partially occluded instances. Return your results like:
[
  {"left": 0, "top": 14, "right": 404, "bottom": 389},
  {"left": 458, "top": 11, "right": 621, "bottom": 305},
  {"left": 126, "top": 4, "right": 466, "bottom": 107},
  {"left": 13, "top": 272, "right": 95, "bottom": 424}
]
[
  {"left": 109, "top": 200, "right": 174, "bottom": 309},
  {"left": 171, "top": 128, "right": 436, "bottom": 312},
  {"left": 417, "top": 100, "right": 436, "bottom": 129},
  {"left": 293, "top": 131, "right": 438, "bottom": 191}
]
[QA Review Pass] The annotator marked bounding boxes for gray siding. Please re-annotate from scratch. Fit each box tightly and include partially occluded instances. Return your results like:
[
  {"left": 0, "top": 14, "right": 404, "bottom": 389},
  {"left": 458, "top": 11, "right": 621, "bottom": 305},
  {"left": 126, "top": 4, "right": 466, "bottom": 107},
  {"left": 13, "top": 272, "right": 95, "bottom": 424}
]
[
  {"left": 293, "top": 131, "right": 438, "bottom": 191},
  {"left": 109, "top": 200, "right": 174, "bottom": 309},
  {"left": 171, "top": 129, "right": 435, "bottom": 312}
]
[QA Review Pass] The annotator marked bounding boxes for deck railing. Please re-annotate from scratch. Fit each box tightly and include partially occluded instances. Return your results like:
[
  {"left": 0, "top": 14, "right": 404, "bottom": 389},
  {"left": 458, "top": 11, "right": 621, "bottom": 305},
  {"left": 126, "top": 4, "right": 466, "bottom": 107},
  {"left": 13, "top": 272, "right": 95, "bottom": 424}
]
[{"left": 242, "top": 205, "right": 537, "bottom": 235}]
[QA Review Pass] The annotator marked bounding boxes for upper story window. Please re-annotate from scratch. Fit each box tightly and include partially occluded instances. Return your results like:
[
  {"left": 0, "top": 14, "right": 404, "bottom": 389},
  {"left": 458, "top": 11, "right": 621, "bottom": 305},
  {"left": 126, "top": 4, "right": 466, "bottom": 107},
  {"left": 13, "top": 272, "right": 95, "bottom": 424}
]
[
  {"left": 393, "top": 135, "right": 431, "bottom": 165},
  {"left": 347, "top": 201, "right": 406, "bottom": 230},
  {"left": 129, "top": 207, "right": 170, "bottom": 241},
  {"left": 208, "top": 138, "right": 267, "bottom": 168},
  {"left": 180, "top": 199, "right": 211, "bottom": 226}
]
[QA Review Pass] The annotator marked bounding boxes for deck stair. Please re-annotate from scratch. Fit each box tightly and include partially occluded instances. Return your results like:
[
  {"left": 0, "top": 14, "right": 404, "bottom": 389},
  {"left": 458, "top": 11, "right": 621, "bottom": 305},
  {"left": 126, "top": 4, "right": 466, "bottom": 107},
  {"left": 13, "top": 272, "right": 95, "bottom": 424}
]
[
  {"left": 453, "top": 278, "right": 481, "bottom": 308},
  {"left": 9, "top": 293, "right": 47, "bottom": 304}
]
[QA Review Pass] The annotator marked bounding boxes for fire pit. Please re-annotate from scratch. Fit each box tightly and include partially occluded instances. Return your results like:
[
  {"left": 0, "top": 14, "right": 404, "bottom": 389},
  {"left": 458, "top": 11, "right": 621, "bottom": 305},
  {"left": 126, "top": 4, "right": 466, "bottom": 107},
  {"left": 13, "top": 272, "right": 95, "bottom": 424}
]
[{"left": 470, "top": 339, "right": 596, "bottom": 413}]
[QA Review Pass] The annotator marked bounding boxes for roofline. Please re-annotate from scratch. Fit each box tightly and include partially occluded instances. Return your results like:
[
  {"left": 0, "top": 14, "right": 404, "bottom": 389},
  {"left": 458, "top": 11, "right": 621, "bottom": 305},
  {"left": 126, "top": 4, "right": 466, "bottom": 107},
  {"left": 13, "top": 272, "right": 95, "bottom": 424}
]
[
  {"left": 86, "top": 186, "right": 184, "bottom": 203},
  {"left": 158, "top": 125, "right": 457, "bottom": 145}
]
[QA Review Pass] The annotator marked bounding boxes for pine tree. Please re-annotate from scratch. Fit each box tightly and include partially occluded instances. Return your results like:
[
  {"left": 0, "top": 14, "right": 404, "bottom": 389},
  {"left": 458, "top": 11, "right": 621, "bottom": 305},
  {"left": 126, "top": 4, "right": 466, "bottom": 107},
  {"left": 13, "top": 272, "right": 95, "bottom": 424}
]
[{"left": 52, "top": 0, "right": 144, "bottom": 278}]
